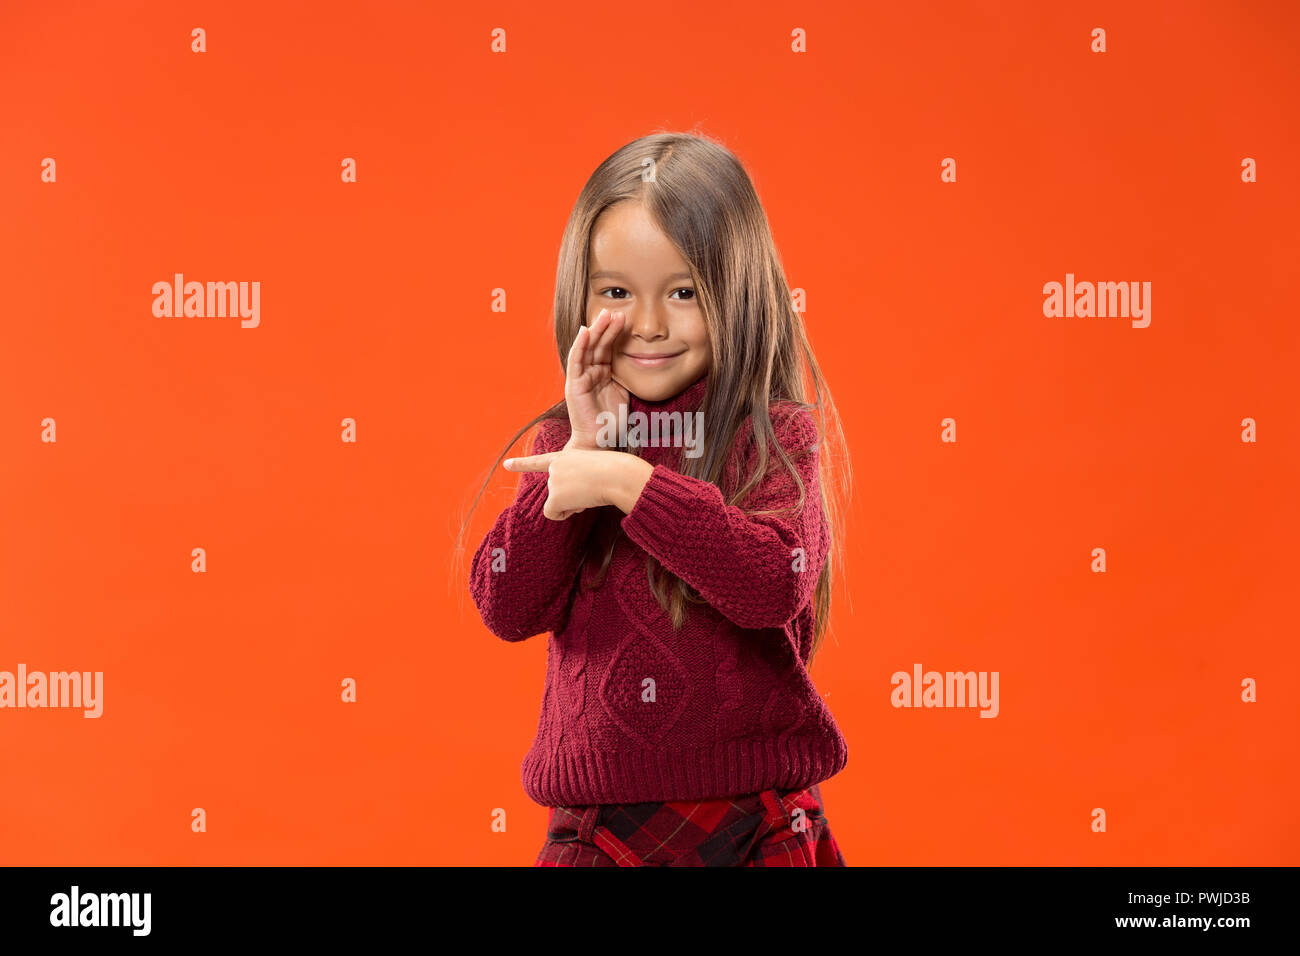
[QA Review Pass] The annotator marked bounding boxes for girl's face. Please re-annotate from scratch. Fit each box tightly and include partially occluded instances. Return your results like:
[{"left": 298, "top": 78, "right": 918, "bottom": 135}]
[{"left": 586, "top": 200, "right": 712, "bottom": 402}]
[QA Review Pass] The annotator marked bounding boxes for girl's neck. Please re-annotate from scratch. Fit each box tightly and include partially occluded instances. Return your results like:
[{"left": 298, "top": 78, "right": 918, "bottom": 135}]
[{"left": 626, "top": 372, "right": 709, "bottom": 416}]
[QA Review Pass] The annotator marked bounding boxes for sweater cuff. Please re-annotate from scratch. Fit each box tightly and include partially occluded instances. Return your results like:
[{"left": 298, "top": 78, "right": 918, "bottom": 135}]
[{"left": 620, "top": 464, "right": 716, "bottom": 554}]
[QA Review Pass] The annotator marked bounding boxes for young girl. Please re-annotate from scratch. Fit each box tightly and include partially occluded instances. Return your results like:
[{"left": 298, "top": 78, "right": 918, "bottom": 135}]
[{"left": 459, "top": 131, "right": 852, "bottom": 866}]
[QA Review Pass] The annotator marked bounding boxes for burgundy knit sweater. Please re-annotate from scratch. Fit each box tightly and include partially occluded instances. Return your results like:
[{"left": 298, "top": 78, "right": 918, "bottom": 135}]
[{"left": 469, "top": 373, "right": 848, "bottom": 806}]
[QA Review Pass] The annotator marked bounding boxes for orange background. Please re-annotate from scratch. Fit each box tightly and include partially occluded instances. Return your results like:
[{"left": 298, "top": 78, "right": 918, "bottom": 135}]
[{"left": 2, "top": 0, "right": 1296, "bottom": 865}]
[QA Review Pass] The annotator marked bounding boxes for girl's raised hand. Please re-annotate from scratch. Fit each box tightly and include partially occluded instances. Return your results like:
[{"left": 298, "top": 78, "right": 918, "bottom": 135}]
[{"left": 565, "top": 308, "right": 630, "bottom": 449}]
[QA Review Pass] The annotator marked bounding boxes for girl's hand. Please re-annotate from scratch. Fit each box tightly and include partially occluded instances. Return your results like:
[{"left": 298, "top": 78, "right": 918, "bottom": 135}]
[
  {"left": 503, "top": 447, "right": 654, "bottom": 519},
  {"left": 564, "top": 309, "right": 630, "bottom": 450}
]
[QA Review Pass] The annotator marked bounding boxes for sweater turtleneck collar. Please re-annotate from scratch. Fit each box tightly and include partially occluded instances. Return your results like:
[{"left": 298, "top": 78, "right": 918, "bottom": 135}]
[{"left": 625, "top": 372, "right": 709, "bottom": 416}]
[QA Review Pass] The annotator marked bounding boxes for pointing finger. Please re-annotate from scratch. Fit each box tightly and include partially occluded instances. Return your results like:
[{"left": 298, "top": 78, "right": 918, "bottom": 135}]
[{"left": 503, "top": 452, "right": 558, "bottom": 472}]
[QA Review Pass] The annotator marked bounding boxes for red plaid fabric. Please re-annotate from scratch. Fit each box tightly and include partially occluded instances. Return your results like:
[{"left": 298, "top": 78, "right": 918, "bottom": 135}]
[{"left": 534, "top": 782, "right": 847, "bottom": 866}]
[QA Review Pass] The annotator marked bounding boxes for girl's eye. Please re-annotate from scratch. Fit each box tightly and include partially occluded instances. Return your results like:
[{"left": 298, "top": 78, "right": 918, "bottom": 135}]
[{"left": 599, "top": 287, "right": 695, "bottom": 300}]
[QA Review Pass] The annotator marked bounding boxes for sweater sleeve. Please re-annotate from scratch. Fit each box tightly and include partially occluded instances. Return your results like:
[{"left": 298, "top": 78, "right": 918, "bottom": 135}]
[
  {"left": 468, "top": 418, "right": 600, "bottom": 642},
  {"left": 619, "top": 405, "right": 829, "bottom": 631}
]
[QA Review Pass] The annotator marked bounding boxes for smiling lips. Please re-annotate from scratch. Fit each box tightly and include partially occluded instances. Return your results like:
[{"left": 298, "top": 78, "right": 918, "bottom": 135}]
[{"left": 624, "top": 350, "right": 684, "bottom": 368}]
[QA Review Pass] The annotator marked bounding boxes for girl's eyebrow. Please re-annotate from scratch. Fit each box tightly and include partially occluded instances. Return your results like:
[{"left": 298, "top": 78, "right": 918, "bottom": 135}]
[{"left": 589, "top": 270, "right": 694, "bottom": 282}]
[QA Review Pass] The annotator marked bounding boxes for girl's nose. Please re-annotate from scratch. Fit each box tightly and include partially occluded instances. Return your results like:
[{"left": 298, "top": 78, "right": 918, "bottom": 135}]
[{"left": 624, "top": 305, "right": 668, "bottom": 339}]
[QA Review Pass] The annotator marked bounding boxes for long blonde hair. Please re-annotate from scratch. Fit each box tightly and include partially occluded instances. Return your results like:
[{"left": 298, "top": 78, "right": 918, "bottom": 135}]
[{"left": 455, "top": 130, "right": 851, "bottom": 664}]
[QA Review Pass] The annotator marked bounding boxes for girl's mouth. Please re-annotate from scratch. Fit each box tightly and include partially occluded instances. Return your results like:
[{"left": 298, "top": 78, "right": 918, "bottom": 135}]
[{"left": 624, "top": 350, "right": 685, "bottom": 368}]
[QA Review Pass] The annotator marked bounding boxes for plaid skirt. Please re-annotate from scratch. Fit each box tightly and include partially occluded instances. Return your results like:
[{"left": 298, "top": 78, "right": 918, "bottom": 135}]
[{"left": 534, "top": 782, "right": 847, "bottom": 866}]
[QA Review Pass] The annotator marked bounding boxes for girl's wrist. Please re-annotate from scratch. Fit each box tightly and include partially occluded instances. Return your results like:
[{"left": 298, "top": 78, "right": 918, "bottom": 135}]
[{"left": 605, "top": 455, "right": 655, "bottom": 514}]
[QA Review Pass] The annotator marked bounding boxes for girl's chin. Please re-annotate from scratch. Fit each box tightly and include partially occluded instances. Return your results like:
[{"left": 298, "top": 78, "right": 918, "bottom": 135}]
[{"left": 618, "top": 376, "right": 678, "bottom": 402}]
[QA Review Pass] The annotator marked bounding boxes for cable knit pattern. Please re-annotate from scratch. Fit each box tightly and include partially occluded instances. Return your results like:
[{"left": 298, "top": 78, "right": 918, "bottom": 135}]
[{"left": 468, "top": 373, "right": 848, "bottom": 805}]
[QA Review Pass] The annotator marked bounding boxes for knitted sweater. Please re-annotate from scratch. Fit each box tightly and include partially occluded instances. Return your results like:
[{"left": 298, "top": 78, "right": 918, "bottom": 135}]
[{"left": 469, "top": 373, "right": 848, "bottom": 806}]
